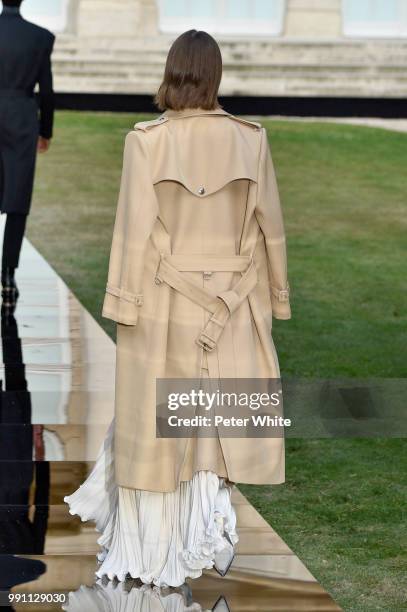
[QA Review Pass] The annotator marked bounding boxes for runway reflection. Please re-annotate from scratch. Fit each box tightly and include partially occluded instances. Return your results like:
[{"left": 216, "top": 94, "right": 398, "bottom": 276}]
[
  {"left": 62, "top": 578, "right": 230, "bottom": 612},
  {"left": 0, "top": 307, "right": 49, "bottom": 609},
  {"left": 0, "top": 555, "right": 46, "bottom": 611}
]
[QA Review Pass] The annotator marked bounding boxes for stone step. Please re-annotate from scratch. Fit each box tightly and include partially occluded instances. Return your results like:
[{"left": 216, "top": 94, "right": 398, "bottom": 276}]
[
  {"left": 52, "top": 54, "right": 407, "bottom": 70},
  {"left": 53, "top": 48, "right": 169, "bottom": 61},
  {"left": 54, "top": 68, "right": 407, "bottom": 81},
  {"left": 53, "top": 38, "right": 407, "bottom": 64},
  {"left": 52, "top": 51, "right": 407, "bottom": 68},
  {"left": 54, "top": 35, "right": 407, "bottom": 48},
  {"left": 54, "top": 78, "right": 160, "bottom": 94},
  {"left": 53, "top": 68, "right": 407, "bottom": 87},
  {"left": 54, "top": 77, "right": 407, "bottom": 98},
  {"left": 52, "top": 48, "right": 407, "bottom": 96},
  {"left": 52, "top": 56, "right": 407, "bottom": 79}
]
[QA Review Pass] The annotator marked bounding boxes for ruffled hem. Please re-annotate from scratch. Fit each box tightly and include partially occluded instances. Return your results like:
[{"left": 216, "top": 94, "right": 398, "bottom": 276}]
[
  {"left": 62, "top": 579, "right": 209, "bottom": 611},
  {"left": 64, "top": 419, "right": 238, "bottom": 587}
]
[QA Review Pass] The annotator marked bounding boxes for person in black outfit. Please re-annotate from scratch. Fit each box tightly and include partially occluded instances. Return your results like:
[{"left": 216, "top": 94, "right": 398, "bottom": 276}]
[{"left": 0, "top": 0, "right": 55, "bottom": 306}]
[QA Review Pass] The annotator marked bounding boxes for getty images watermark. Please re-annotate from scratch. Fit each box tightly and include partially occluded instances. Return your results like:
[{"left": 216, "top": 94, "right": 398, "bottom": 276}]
[
  {"left": 156, "top": 378, "right": 290, "bottom": 438},
  {"left": 156, "top": 377, "right": 407, "bottom": 439}
]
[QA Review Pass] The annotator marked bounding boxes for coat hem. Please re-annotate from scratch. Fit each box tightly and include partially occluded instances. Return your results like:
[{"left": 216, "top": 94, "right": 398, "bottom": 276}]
[{"left": 115, "top": 474, "right": 286, "bottom": 492}]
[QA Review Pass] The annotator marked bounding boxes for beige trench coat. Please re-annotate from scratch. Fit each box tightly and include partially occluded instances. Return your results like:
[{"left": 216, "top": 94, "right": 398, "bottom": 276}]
[{"left": 102, "top": 107, "right": 291, "bottom": 492}]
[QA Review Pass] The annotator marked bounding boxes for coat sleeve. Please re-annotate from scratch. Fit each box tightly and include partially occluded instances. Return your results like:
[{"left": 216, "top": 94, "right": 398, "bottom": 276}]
[
  {"left": 102, "top": 130, "right": 159, "bottom": 326},
  {"left": 37, "top": 32, "right": 55, "bottom": 139},
  {"left": 255, "top": 128, "right": 291, "bottom": 320}
]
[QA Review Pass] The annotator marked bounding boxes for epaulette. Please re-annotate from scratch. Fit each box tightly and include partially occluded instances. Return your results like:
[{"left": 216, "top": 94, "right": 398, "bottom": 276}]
[
  {"left": 228, "top": 115, "right": 262, "bottom": 131},
  {"left": 134, "top": 115, "right": 168, "bottom": 132}
]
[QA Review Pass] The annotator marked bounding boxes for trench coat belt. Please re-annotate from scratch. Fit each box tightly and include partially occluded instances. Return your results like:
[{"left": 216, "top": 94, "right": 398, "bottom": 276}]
[
  {"left": 0, "top": 89, "right": 33, "bottom": 98},
  {"left": 155, "top": 254, "right": 258, "bottom": 352}
]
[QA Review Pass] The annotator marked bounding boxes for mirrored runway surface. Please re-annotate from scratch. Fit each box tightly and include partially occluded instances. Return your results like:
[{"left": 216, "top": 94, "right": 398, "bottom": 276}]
[{"left": 0, "top": 226, "right": 341, "bottom": 611}]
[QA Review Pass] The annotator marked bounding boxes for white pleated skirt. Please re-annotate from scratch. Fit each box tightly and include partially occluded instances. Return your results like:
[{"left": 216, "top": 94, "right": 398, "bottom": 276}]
[
  {"left": 62, "top": 580, "right": 221, "bottom": 612},
  {"left": 64, "top": 420, "right": 238, "bottom": 588}
]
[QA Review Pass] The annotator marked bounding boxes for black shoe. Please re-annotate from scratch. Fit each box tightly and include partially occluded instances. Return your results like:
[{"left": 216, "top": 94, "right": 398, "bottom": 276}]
[{"left": 1, "top": 267, "right": 19, "bottom": 307}]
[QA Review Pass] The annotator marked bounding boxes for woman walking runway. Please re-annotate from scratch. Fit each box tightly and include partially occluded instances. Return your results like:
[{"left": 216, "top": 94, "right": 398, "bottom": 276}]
[{"left": 65, "top": 29, "right": 291, "bottom": 589}]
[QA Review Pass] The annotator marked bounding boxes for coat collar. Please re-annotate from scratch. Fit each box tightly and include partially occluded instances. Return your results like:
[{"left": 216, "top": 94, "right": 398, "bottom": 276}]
[
  {"left": 162, "top": 107, "right": 230, "bottom": 120},
  {"left": 1, "top": 6, "right": 21, "bottom": 16}
]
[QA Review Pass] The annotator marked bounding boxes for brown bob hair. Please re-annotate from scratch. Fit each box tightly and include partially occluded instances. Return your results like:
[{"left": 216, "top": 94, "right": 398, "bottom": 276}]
[{"left": 155, "top": 30, "right": 222, "bottom": 111}]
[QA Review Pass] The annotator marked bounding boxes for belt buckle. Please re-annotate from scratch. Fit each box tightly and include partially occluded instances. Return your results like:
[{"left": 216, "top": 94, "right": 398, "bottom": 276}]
[{"left": 196, "top": 333, "right": 216, "bottom": 352}]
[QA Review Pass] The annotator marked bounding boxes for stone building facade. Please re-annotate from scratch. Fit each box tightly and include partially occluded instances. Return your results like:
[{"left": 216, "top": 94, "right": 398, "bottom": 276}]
[{"left": 22, "top": 0, "right": 407, "bottom": 98}]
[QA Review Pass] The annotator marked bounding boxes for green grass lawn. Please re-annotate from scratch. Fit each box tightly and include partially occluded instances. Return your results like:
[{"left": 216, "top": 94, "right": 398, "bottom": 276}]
[{"left": 28, "top": 111, "right": 407, "bottom": 611}]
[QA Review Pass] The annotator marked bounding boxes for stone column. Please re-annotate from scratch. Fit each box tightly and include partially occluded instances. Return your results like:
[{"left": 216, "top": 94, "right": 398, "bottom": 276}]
[
  {"left": 66, "top": 0, "right": 80, "bottom": 34},
  {"left": 284, "top": 0, "right": 343, "bottom": 38},
  {"left": 77, "top": 0, "right": 142, "bottom": 38},
  {"left": 138, "top": 0, "right": 159, "bottom": 36}
]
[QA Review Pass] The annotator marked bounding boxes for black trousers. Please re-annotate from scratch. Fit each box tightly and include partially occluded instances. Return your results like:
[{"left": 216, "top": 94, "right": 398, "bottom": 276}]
[{"left": 1, "top": 213, "right": 27, "bottom": 272}]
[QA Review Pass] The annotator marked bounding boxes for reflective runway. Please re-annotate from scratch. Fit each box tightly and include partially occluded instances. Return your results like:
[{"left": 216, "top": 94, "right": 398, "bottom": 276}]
[{"left": 0, "top": 226, "right": 341, "bottom": 610}]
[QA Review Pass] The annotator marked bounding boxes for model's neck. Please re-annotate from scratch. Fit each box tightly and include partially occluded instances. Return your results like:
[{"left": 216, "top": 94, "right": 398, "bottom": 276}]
[{"left": 2, "top": 6, "right": 21, "bottom": 15}]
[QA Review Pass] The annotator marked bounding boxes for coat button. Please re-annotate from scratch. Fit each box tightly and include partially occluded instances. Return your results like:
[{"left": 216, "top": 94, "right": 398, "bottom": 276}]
[{"left": 198, "top": 186, "right": 205, "bottom": 195}]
